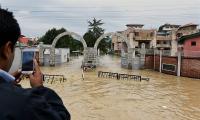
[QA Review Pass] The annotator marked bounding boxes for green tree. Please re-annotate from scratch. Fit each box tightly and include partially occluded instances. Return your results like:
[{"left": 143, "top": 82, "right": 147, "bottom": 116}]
[
  {"left": 83, "top": 18, "right": 111, "bottom": 53},
  {"left": 38, "top": 28, "right": 83, "bottom": 53}
]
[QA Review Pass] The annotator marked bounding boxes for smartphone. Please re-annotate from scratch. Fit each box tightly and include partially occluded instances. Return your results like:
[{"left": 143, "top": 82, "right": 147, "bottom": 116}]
[{"left": 22, "top": 49, "right": 35, "bottom": 74}]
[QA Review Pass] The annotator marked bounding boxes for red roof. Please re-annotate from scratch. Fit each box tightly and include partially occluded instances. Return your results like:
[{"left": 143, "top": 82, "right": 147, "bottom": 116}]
[{"left": 18, "top": 37, "right": 29, "bottom": 44}]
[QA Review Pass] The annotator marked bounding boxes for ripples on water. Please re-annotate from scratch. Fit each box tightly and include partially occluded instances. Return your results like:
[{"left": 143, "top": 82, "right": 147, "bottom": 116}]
[{"left": 22, "top": 55, "right": 200, "bottom": 120}]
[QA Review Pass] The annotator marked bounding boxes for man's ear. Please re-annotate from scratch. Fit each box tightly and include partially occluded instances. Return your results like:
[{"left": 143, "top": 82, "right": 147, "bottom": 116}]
[{"left": 0, "top": 41, "right": 13, "bottom": 60}]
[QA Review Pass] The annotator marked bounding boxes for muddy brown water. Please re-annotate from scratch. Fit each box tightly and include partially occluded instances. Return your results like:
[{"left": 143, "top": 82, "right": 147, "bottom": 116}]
[{"left": 21, "top": 55, "right": 200, "bottom": 120}]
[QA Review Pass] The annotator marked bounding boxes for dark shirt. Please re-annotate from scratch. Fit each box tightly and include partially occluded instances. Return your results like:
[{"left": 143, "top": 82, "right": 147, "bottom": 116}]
[{"left": 0, "top": 77, "right": 70, "bottom": 120}]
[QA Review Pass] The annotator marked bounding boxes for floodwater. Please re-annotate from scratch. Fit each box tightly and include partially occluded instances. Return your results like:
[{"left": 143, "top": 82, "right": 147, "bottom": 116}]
[{"left": 21, "top": 55, "right": 200, "bottom": 120}]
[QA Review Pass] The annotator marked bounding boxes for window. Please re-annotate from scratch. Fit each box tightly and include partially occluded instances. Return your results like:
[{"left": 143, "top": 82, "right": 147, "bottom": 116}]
[
  {"left": 135, "top": 32, "right": 139, "bottom": 36},
  {"left": 157, "top": 41, "right": 160, "bottom": 44},
  {"left": 191, "top": 41, "right": 196, "bottom": 46},
  {"left": 162, "top": 64, "right": 176, "bottom": 72},
  {"left": 163, "top": 41, "right": 167, "bottom": 44}
]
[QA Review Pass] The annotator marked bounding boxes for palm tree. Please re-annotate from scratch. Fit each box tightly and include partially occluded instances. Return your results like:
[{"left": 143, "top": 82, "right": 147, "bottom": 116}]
[
  {"left": 88, "top": 18, "right": 104, "bottom": 38},
  {"left": 83, "top": 18, "right": 111, "bottom": 53}
]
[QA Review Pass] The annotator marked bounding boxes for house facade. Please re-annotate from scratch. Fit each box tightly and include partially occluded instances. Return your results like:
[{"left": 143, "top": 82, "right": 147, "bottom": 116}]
[
  {"left": 156, "top": 24, "right": 180, "bottom": 56},
  {"left": 124, "top": 24, "right": 156, "bottom": 49},
  {"left": 179, "top": 32, "right": 200, "bottom": 57},
  {"left": 112, "top": 24, "right": 156, "bottom": 54}
]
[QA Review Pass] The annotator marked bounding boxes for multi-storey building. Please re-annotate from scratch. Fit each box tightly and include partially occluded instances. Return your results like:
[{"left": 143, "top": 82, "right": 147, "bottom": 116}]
[
  {"left": 112, "top": 23, "right": 199, "bottom": 56},
  {"left": 124, "top": 24, "right": 156, "bottom": 49},
  {"left": 156, "top": 24, "right": 180, "bottom": 49},
  {"left": 112, "top": 24, "right": 156, "bottom": 55},
  {"left": 156, "top": 24, "right": 180, "bottom": 56}
]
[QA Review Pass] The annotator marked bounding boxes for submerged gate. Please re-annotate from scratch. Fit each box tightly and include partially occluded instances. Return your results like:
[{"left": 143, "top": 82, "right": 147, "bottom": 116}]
[{"left": 39, "top": 30, "right": 146, "bottom": 70}]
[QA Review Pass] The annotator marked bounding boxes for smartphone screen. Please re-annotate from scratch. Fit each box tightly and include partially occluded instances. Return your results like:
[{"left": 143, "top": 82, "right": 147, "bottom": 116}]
[{"left": 22, "top": 51, "right": 34, "bottom": 73}]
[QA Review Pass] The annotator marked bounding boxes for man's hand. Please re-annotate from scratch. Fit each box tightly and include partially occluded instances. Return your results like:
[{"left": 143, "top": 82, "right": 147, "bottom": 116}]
[
  {"left": 11, "top": 70, "right": 22, "bottom": 84},
  {"left": 29, "top": 59, "right": 43, "bottom": 88}
]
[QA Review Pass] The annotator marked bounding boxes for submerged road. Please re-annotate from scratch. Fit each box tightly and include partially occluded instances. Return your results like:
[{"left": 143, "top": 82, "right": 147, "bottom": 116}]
[{"left": 22, "top": 55, "right": 200, "bottom": 120}]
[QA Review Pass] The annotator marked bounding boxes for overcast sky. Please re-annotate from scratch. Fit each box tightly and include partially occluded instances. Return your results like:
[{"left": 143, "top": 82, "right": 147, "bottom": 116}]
[{"left": 1, "top": 0, "right": 200, "bottom": 37}]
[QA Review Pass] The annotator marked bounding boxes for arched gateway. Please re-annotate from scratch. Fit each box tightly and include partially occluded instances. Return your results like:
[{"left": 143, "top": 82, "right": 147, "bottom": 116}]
[
  {"left": 49, "top": 31, "right": 87, "bottom": 66},
  {"left": 41, "top": 31, "right": 133, "bottom": 69},
  {"left": 84, "top": 32, "right": 133, "bottom": 69}
]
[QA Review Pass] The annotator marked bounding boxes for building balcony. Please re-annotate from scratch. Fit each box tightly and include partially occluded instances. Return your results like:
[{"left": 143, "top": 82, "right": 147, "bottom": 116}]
[
  {"left": 156, "top": 44, "right": 171, "bottom": 48},
  {"left": 156, "top": 36, "right": 172, "bottom": 41},
  {"left": 134, "top": 36, "right": 154, "bottom": 41}
]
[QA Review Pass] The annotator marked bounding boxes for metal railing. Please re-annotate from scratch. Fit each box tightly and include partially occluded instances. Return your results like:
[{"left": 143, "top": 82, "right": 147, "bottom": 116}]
[
  {"left": 156, "top": 35, "right": 172, "bottom": 40},
  {"left": 162, "top": 50, "right": 171, "bottom": 56},
  {"left": 156, "top": 44, "right": 171, "bottom": 48},
  {"left": 134, "top": 36, "right": 154, "bottom": 41}
]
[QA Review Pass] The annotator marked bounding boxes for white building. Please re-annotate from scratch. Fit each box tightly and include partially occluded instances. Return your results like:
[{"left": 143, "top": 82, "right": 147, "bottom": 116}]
[{"left": 43, "top": 48, "right": 70, "bottom": 65}]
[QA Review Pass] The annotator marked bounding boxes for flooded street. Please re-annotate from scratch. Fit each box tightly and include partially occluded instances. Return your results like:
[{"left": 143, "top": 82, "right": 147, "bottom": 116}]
[{"left": 22, "top": 55, "right": 200, "bottom": 120}]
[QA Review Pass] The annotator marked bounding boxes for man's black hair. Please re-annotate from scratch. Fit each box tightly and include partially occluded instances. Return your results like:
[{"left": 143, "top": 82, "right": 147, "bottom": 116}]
[{"left": 0, "top": 8, "right": 21, "bottom": 49}]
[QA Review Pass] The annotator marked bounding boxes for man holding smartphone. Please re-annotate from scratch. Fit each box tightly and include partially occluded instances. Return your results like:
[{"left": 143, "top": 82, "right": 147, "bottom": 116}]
[{"left": 0, "top": 8, "right": 70, "bottom": 120}]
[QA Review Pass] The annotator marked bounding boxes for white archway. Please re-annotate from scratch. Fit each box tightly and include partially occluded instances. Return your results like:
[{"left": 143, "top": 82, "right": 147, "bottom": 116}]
[
  {"left": 50, "top": 31, "right": 87, "bottom": 66},
  {"left": 92, "top": 32, "right": 133, "bottom": 69},
  {"left": 51, "top": 31, "right": 87, "bottom": 48}
]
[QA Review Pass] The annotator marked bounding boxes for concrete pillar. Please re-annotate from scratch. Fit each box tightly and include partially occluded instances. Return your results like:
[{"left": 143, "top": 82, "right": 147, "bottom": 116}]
[
  {"left": 130, "top": 32, "right": 137, "bottom": 58},
  {"left": 171, "top": 39, "right": 178, "bottom": 56},
  {"left": 50, "top": 48, "right": 55, "bottom": 66},
  {"left": 128, "top": 48, "right": 133, "bottom": 69},
  {"left": 39, "top": 42, "right": 44, "bottom": 66},
  {"left": 97, "top": 49, "right": 100, "bottom": 56},
  {"left": 140, "top": 43, "right": 146, "bottom": 69},
  {"left": 159, "top": 49, "right": 163, "bottom": 73},
  {"left": 129, "top": 32, "right": 135, "bottom": 48},
  {"left": 132, "top": 48, "right": 136, "bottom": 58},
  {"left": 171, "top": 30, "right": 178, "bottom": 56},
  {"left": 150, "top": 31, "right": 157, "bottom": 48},
  {"left": 177, "top": 46, "right": 182, "bottom": 76},
  {"left": 153, "top": 48, "right": 157, "bottom": 70}
]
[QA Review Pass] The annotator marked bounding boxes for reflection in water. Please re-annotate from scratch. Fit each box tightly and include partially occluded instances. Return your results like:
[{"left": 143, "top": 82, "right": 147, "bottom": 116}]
[{"left": 22, "top": 55, "right": 200, "bottom": 120}]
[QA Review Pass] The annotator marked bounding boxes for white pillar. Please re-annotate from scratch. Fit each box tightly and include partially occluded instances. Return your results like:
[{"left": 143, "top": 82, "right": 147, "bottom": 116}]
[
  {"left": 151, "top": 31, "right": 157, "bottom": 48},
  {"left": 50, "top": 47, "right": 55, "bottom": 66},
  {"left": 39, "top": 42, "right": 44, "bottom": 66},
  {"left": 177, "top": 48, "right": 182, "bottom": 76},
  {"left": 98, "top": 49, "right": 100, "bottom": 56},
  {"left": 171, "top": 30, "right": 178, "bottom": 56},
  {"left": 159, "top": 49, "right": 162, "bottom": 73},
  {"left": 153, "top": 48, "right": 156, "bottom": 70}
]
